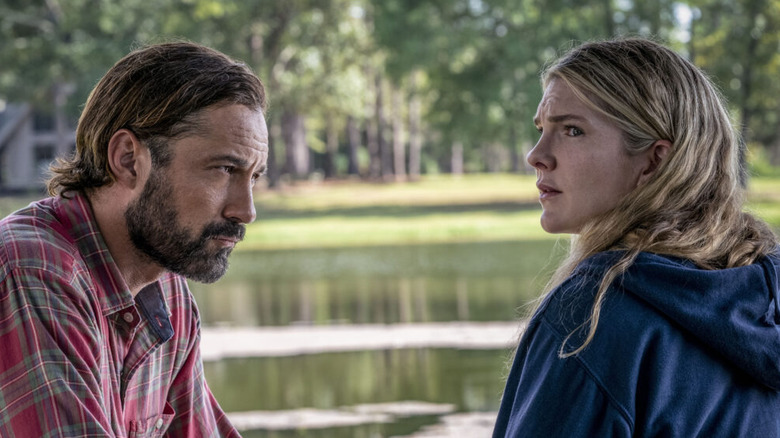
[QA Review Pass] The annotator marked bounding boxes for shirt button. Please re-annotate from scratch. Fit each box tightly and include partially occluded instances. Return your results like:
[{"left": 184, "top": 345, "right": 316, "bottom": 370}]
[
  {"left": 155, "top": 418, "right": 164, "bottom": 429},
  {"left": 123, "top": 312, "right": 134, "bottom": 323}
]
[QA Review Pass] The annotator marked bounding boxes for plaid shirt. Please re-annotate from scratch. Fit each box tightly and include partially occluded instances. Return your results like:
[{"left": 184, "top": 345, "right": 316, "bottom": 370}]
[{"left": 0, "top": 193, "right": 240, "bottom": 437}]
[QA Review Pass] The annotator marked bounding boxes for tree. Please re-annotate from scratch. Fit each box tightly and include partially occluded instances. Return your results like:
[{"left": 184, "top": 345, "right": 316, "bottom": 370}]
[
  {"left": 688, "top": 0, "right": 780, "bottom": 164},
  {"left": 3, "top": 0, "right": 779, "bottom": 180}
]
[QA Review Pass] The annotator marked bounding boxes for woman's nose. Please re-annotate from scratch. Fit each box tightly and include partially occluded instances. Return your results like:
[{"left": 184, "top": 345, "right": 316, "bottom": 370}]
[{"left": 526, "top": 136, "right": 554, "bottom": 171}]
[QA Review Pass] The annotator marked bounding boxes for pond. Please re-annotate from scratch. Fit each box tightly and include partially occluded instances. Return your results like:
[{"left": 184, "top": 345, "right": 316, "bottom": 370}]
[{"left": 190, "top": 239, "right": 562, "bottom": 437}]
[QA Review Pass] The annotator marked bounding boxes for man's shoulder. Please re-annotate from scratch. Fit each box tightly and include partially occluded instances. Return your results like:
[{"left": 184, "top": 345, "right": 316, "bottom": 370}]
[{"left": 0, "top": 198, "right": 81, "bottom": 277}]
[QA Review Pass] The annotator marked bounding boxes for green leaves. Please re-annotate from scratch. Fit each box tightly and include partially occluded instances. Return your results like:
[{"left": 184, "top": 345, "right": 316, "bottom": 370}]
[{"left": 2, "top": 0, "right": 780, "bottom": 176}]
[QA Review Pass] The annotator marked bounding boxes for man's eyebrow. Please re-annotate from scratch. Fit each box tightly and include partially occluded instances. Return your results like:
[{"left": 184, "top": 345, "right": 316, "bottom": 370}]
[
  {"left": 533, "top": 113, "right": 587, "bottom": 126},
  {"left": 209, "top": 154, "right": 250, "bottom": 167}
]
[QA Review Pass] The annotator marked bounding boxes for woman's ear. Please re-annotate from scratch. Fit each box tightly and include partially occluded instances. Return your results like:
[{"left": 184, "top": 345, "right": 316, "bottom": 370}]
[
  {"left": 106, "top": 129, "right": 150, "bottom": 190},
  {"left": 638, "top": 139, "right": 672, "bottom": 186}
]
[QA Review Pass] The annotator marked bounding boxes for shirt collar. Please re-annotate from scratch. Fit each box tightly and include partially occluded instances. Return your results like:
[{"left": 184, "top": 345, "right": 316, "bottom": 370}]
[{"left": 53, "top": 192, "right": 136, "bottom": 315}]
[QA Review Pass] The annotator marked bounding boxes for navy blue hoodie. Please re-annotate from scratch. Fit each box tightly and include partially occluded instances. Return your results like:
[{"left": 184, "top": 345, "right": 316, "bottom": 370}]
[{"left": 493, "top": 251, "right": 780, "bottom": 437}]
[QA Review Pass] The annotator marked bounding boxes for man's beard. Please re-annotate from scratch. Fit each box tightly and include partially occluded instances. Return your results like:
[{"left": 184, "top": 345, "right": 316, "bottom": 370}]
[{"left": 124, "top": 169, "right": 245, "bottom": 283}]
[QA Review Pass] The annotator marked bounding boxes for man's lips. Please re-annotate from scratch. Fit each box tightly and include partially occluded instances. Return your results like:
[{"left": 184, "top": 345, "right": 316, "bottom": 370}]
[
  {"left": 201, "top": 221, "right": 246, "bottom": 250},
  {"left": 211, "top": 235, "right": 241, "bottom": 247},
  {"left": 537, "top": 183, "right": 561, "bottom": 200}
]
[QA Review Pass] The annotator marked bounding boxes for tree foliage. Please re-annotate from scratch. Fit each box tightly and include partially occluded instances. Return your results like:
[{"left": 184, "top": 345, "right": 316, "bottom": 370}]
[{"left": 2, "top": 0, "right": 780, "bottom": 180}]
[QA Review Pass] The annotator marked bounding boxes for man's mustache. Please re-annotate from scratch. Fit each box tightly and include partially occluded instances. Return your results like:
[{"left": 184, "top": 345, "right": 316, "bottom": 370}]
[{"left": 201, "top": 221, "right": 246, "bottom": 241}]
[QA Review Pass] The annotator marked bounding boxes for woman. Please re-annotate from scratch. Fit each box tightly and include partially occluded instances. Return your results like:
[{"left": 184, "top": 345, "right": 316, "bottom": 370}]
[{"left": 493, "top": 38, "right": 780, "bottom": 437}]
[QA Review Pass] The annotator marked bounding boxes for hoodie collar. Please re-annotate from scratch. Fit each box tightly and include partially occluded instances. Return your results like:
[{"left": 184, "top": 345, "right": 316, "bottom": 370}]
[{"left": 587, "top": 250, "right": 780, "bottom": 391}]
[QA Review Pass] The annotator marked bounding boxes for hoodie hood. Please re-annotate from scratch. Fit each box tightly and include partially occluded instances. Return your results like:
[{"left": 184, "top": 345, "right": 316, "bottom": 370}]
[{"left": 585, "top": 250, "right": 780, "bottom": 391}]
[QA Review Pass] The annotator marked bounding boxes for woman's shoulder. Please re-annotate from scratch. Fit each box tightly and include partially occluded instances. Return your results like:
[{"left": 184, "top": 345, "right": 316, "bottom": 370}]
[
  {"left": 575, "top": 250, "right": 694, "bottom": 274},
  {"left": 538, "top": 250, "right": 710, "bottom": 381}
]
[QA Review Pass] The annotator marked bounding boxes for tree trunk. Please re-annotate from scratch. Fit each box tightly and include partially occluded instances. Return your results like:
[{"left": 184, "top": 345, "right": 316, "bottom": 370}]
[
  {"left": 376, "top": 73, "right": 393, "bottom": 180},
  {"left": 408, "top": 71, "right": 423, "bottom": 181},
  {"left": 248, "top": 22, "right": 283, "bottom": 188},
  {"left": 687, "top": 10, "right": 697, "bottom": 64},
  {"left": 484, "top": 144, "right": 504, "bottom": 173},
  {"left": 521, "top": 141, "right": 535, "bottom": 174},
  {"left": 281, "top": 110, "right": 309, "bottom": 178},
  {"left": 451, "top": 141, "right": 463, "bottom": 175},
  {"left": 649, "top": 1, "right": 661, "bottom": 36},
  {"left": 365, "top": 68, "right": 381, "bottom": 179},
  {"left": 366, "top": 115, "right": 380, "bottom": 179},
  {"left": 770, "top": 136, "right": 780, "bottom": 167},
  {"left": 509, "top": 121, "right": 520, "bottom": 173},
  {"left": 324, "top": 115, "right": 338, "bottom": 179},
  {"left": 266, "top": 118, "right": 281, "bottom": 188},
  {"left": 346, "top": 116, "right": 360, "bottom": 175},
  {"left": 738, "top": 0, "right": 761, "bottom": 185},
  {"left": 392, "top": 86, "right": 406, "bottom": 181},
  {"left": 53, "top": 82, "right": 75, "bottom": 160},
  {"left": 603, "top": 0, "right": 615, "bottom": 36}
]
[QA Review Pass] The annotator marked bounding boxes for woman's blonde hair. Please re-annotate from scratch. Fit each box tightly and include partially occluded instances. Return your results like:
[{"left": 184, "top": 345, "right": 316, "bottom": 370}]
[{"left": 539, "top": 37, "right": 777, "bottom": 357}]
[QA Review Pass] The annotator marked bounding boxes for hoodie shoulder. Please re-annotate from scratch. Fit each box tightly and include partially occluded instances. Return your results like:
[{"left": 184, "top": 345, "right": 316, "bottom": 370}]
[
  {"left": 580, "top": 250, "right": 780, "bottom": 391},
  {"left": 516, "top": 250, "right": 780, "bottom": 437}
]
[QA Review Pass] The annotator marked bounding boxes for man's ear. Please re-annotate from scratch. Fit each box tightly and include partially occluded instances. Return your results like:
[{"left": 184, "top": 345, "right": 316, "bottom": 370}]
[
  {"left": 107, "top": 129, "right": 150, "bottom": 190},
  {"left": 637, "top": 139, "right": 672, "bottom": 186}
]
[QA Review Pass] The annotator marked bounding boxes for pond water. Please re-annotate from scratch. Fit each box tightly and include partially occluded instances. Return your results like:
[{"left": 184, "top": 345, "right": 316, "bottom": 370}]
[
  {"left": 190, "top": 240, "right": 561, "bottom": 327},
  {"left": 191, "top": 239, "right": 562, "bottom": 437},
  {"left": 205, "top": 348, "right": 510, "bottom": 438}
]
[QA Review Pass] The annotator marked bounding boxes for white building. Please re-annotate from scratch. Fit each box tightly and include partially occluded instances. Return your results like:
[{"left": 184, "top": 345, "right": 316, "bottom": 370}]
[{"left": 0, "top": 103, "right": 76, "bottom": 192}]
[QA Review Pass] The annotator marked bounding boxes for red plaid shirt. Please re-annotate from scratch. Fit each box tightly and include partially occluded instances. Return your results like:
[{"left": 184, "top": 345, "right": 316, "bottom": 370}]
[{"left": 0, "top": 193, "right": 240, "bottom": 437}]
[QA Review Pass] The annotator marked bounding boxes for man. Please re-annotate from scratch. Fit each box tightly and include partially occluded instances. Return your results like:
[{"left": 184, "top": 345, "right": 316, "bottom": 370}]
[{"left": 0, "top": 42, "right": 268, "bottom": 436}]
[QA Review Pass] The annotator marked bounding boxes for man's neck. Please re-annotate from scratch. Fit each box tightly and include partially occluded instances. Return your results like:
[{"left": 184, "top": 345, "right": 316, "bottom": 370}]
[{"left": 86, "top": 189, "right": 164, "bottom": 296}]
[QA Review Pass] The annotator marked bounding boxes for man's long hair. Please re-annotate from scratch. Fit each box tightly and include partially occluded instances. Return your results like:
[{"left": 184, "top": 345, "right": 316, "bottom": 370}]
[{"left": 48, "top": 41, "right": 267, "bottom": 196}]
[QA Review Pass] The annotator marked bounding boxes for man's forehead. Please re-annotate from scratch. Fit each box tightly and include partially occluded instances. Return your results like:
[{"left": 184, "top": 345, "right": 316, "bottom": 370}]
[{"left": 188, "top": 105, "right": 266, "bottom": 141}]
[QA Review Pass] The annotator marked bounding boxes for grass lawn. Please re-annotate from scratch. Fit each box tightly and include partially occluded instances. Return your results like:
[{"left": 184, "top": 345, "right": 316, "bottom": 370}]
[
  {"left": 244, "top": 173, "right": 780, "bottom": 250},
  {"left": 246, "top": 174, "right": 548, "bottom": 250},
  {"left": 0, "top": 193, "right": 43, "bottom": 219},
  {"left": 2, "top": 173, "right": 780, "bottom": 250}
]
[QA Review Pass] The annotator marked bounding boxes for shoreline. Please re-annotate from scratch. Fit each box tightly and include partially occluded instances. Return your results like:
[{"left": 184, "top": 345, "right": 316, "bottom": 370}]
[
  {"left": 204, "top": 322, "right": 516, "bottom": 436},
  {"left": 200, "top": 321, "right": 525, "bottom": 361},
  {"left": 225, "top": 402, "right": 497, "bottom": 436}
]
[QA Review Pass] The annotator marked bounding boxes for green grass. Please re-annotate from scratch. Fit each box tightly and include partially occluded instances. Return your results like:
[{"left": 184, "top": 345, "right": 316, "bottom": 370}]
[
  {"left": 2, "top": 173, "right": 780, "bottom": 250},
  {"left": 244, "top": 173, "right": 780, "bottom": 250},
  {"left": 244, "top": 207, "right": 550, "bottom": 250},
  {"left": 246, "top": 174, "right": 547, "bottom": 250},
  {"left": 254, "top": 173, "right": 540, "bottom": 211},
  {"left": 0, "top": 193, "right": 42, "bottom": 218}
]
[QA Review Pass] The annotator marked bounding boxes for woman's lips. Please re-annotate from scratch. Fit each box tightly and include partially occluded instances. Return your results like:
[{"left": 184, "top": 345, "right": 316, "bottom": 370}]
[{"left": 537, "top": 183, "right": 561, "bottom": 200}]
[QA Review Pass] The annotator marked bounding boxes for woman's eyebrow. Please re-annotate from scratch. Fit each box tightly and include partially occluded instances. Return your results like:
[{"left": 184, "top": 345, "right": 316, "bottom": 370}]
[{"left": 533, "top": 113, "right": 588, "bottom": 126}]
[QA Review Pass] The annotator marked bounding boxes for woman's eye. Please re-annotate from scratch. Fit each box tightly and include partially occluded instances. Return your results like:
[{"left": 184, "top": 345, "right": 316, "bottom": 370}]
[{"left": 565, "top": 126, "right": 584, "bottom": 136}]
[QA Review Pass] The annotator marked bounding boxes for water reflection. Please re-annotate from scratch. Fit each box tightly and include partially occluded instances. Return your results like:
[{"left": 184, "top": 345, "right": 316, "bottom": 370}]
[
  {"left": 194, "top": 240, "right": 560, "bottom": 437},
  {"left": 190, "top": 240, "right": 560, "bottom": 327},
  {"left": 206, "top": 348, "right": 508, "bottom": 412},
  {"left": 204, "top": 348, "right": 509, "bottom": 437}
]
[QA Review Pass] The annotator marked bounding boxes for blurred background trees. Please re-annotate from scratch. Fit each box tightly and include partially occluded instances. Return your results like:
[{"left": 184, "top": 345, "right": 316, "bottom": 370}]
[{"left": 2, "top": 0, "right": 779, "bottom": 186}]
